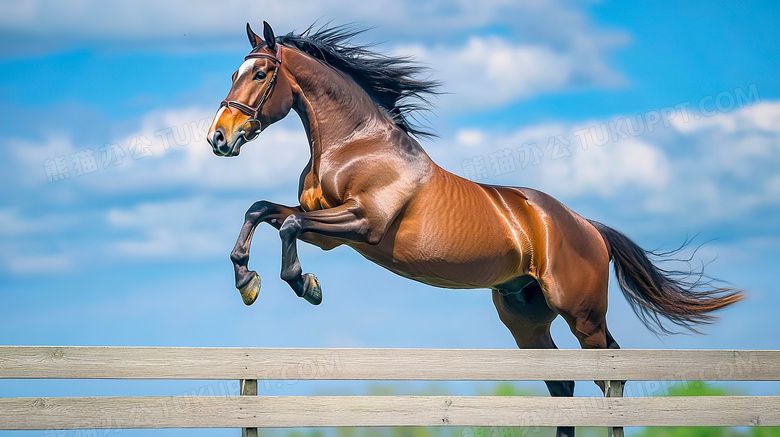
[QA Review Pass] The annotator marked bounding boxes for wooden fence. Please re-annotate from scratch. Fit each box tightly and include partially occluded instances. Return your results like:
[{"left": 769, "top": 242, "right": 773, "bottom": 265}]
[{"left": 1, "top": 347, "right": 779, "bottom": 435}]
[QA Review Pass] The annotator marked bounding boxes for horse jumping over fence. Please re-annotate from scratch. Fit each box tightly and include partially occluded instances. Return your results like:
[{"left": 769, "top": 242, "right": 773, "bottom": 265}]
[{"left": 206, "top": 22, "right": 744, "bottom": 437}]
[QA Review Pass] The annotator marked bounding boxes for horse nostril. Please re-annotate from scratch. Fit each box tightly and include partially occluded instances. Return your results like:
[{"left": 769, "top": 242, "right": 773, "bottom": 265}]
[{"left": 211, "top": 129, "right": 226, "bottom": 147}]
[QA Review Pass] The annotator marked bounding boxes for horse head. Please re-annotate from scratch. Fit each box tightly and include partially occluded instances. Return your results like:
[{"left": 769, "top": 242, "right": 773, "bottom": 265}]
[{"left": 207, "top": 22, "right": 294, "bottom": 156}]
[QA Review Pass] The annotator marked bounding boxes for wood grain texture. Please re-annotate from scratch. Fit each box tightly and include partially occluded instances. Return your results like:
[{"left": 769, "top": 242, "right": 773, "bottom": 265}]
[
  {"left": 1, "top": 347, "right": 777, "bottom": 381},
  {"left": 1, "top": 396, "right": 778, "bottom": 429}
]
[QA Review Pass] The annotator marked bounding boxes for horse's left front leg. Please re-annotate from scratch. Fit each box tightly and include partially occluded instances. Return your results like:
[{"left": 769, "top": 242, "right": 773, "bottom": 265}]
[
  {"left": 278, "top": 200, "right": 378, "bottom": 305},
  {"left": 231, "top": 201, "right": 303, "bottom": 305}
]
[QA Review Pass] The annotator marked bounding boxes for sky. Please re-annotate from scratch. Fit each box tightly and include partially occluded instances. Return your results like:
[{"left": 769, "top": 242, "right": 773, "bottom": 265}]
[{"left": 1, "top": 0, "right": 780, "bottom": 435}]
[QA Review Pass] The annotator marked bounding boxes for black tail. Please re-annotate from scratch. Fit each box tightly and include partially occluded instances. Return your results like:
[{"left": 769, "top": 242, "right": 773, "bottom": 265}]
[{"left": 589, "top": 220, "right": 744, "bottom": 334}]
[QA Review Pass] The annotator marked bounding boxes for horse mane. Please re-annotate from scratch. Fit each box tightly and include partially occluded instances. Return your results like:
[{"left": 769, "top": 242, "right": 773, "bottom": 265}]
[{"left": 274, "top": 24, "right": 440, "bottom": 138}]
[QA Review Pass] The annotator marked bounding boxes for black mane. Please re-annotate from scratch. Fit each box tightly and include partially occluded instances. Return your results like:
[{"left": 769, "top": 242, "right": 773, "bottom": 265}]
[{"left": 274, "top": 25, "right": 440, "bottom": 138}]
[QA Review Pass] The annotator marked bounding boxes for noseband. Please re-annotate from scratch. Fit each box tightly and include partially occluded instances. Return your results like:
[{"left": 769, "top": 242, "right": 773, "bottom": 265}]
[{"left": 219, "top": 44, "right": 283, "bottom": 141}]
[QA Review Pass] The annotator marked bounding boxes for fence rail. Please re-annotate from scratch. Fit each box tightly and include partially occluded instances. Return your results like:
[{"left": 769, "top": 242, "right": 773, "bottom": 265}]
[
  {"left": 3, "top": 347, "right": 778, "bottom": 381},
  {"left": 1, "top": 347, "right": 779, "bottom": 432}
]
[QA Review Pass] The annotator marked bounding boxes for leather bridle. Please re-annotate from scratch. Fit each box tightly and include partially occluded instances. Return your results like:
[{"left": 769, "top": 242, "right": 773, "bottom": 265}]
[{"left": 219, "top": 44, "right": 283, "bottom": 141}]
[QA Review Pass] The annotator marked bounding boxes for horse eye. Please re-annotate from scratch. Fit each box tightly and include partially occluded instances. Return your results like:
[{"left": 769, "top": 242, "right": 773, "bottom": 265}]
[{"left": 254, "top": 71, "right": 267, "bottom": 81}]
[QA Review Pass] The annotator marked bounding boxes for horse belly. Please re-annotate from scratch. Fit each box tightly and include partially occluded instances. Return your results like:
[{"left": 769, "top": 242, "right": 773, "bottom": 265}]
[{"left": 351, "top": 202, "right": 527, "bottom": 289}]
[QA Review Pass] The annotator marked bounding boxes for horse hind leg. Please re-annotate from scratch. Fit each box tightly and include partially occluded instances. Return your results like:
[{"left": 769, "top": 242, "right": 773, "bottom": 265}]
[
  {"left": 549, "top": 286, "right": 625, "bottom": 437},
  {"left": 492, "top": 282, "right": 575, "bottom": 437}
]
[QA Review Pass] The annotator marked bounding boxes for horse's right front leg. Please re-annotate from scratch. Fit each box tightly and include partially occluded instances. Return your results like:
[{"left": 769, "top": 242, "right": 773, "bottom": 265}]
[{"left": 230, "top": 200, "right": 303, "bottom": 305}]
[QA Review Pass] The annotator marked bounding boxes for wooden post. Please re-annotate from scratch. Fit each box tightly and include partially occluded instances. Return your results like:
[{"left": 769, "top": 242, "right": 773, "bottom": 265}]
[
  {"left": 606, "top": 380, "right": 624, "bottom": 437},
  {"left": 241, "top": 379, "right": 258, "bottom": 437}
]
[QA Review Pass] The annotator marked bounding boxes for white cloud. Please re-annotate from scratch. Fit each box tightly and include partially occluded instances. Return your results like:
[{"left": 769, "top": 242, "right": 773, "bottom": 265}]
[
  {"left": 2, "top": 253, "right": 73, "bottom": 275},
  {"left": 4, "top": 100, "right": 779, "bottom": 276},
  {"left": 442, "top": 121, "right": 670, "bottom": 197},
  {"left": 0, "top": 0, "right": 628, "bottom": 53},
  {"left": 430, "top": 100, "right": 780, "bottom": 225},
  {"left": 670, "top": 98, "right": 780, "bottom": 135},
  {"left": 0, "top": 207, "right": 87, "bottom": 274},
  {"left": 93, "top": 106, "right": 310, "bottom": 193},
  {"left": 456, "top": 129, "right": 485, "bottom": 147},
  {"left": 396, "top": 36, "right": 612, "bottom": 108},
  {"left": 540, "top": 137, "right": 669, "bottom": 197},
  {"left": 11, "top": 106, "right": 311, "bottom": 195},
  {"left": 1, "top": 1, "right": 628, "bottom": 110},
  {"left": 642, "top": 101, "right": 780, "bottom": 219},
  {"left": 3, "top": 104, "right": 313, "bottom": 268},
  {"left": 5, "top": 255, "right": 72, "bottom": 275},
  {"left": 7, "top": 99, "right": 780, "bottom": 272},
  {"left": 0, "top": 208, "right": 43, "bottom": 236},
  {"left": 671, "top": 99, "right": 780, "bottom": 136},
  {"left": 106, "top": 197, "right": 240, "bottom": 259}
]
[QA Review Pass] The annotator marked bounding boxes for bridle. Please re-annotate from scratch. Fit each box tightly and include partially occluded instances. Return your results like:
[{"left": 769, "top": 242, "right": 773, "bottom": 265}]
[{"left": 219, "top": 43, "right": 283, "bottom": 142}]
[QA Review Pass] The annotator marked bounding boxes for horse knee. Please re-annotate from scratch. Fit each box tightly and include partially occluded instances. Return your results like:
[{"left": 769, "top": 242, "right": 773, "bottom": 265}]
[
  {"left": 245, "top": 200, "right": 271, "bottom": 221},
  {"left": 279, "top": 214, "right": 302, "bottom": 241}
]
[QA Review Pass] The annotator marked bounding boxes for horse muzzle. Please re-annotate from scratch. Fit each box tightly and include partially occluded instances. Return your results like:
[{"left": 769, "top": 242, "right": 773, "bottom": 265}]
[{"left": 208, "top": 128, "right": 246, "bottom": 157}]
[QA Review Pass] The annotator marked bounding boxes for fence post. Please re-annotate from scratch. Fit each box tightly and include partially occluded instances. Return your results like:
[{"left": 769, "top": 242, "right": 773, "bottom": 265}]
[
  {"left": 241, "top": 379, "right": 258, "bottom": 437},
  {"left": 606, "top": 380, "right": 624, "bottom": 437}
]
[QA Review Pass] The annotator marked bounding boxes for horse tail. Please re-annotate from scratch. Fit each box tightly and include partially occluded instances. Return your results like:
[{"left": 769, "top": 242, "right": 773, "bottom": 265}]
[{"left": 588, "top": 220, "right": 744, "bottom": 334}]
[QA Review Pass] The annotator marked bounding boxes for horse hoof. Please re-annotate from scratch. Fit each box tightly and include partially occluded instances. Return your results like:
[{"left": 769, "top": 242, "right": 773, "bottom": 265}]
[
  {"left": 301, "top": 273, "right": 322, "bottom": 305},
  {"left": 238, "top": 272, "right": 261, "bottom": 306}
]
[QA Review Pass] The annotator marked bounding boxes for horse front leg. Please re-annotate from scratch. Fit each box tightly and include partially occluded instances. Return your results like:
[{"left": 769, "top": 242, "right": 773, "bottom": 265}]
[
  {"left": 278, "top": 200, "right": 379, "bottom": 305},
  {"left": 230, "top": 200, "right": 303, "bottom": 305}
]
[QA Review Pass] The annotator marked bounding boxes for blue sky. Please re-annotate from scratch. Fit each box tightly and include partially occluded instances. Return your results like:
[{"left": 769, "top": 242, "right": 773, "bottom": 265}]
[{"left": 1, "top": 0, "right": 780, "bottom": 435}]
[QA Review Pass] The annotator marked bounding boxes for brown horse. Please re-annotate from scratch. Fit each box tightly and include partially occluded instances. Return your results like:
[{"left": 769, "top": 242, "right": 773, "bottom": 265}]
[{"left": 207, "top": 22, "right": 743, "bottom": 437}]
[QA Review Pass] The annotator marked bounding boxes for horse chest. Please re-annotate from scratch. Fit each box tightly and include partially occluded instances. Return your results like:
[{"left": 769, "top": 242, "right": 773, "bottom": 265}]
[{"left": 299, "top": 186, "right": 332, "bottom": 211}]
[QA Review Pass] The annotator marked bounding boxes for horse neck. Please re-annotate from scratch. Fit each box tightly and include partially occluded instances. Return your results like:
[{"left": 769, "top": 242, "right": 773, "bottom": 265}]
[{"left": 285, "top": 50, "right": 394, "bottom": 160}]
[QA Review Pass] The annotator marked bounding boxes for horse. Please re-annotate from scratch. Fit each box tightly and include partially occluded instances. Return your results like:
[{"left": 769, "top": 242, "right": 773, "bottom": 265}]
[{"left": 206, "top": 22, "right": 743, "bottom": 437}]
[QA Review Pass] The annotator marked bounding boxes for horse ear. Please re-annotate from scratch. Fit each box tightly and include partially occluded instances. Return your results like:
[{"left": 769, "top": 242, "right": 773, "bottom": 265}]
[
  {"left": 246, "top": 22, "right": 262, "bottom": 48},
  {"left": 263, "top": 21, "right": 276, "bottom": 51}
]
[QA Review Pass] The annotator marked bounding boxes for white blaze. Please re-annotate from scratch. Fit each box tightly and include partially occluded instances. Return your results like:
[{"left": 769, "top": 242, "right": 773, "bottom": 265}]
[
  {"left": 237, "top": 59, "right": 256, "bottom": 79},
  {"left": 208, "top": 106, "right": 227, "bottom": 133}
]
